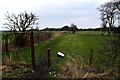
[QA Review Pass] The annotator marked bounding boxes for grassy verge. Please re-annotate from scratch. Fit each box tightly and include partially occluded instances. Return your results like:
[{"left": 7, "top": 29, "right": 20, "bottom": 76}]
[
  {"left": 3, "top": 31, "right": 120, "bottom": 78},
  {"left": 9, "top": 31, "right": 110, "bottom": 66}
]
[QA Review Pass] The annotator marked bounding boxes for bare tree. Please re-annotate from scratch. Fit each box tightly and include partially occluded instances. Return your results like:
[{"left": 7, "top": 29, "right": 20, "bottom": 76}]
[
  {"left": 112, "top": 0, "right": 120, "bottom": 10},
  {"left": 99, "top": 1, "right": 120, "bottom": 71},
  {"left": 4, "top": 11, "right": 38, "bottom": 32},
  {"left": 70, "top": 23, "right": 78, "bottom": 34},
  {"left": 100, "top": 12, "right": 108, "bottom": 35},
  {"left": 3, "top": 11, "right": 39, "bottom": 48},
  {"left": 98, "top": 2, "right": 117, "bottom": 35}
]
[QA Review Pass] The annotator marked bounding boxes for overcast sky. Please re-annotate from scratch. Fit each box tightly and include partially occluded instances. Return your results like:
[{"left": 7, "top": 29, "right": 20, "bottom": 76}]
[{"left": 0, "top": 0, "right": 111, "bottom": 30}]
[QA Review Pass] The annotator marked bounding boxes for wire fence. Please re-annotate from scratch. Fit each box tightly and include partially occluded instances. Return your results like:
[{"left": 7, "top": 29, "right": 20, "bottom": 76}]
[{"left": 2, "top": 31, "right": 53, "bottom": 67}]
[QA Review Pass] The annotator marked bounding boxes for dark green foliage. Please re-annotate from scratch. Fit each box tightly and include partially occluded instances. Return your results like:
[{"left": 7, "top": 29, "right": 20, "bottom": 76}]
[
  {"left": 70, "top": 24, "right": 78, "bottom": 34},
  {"left": 47, "top": 32, "right": 53, "bottom": 39},
  {"left": 100, "top": 34, "right": 120, "bottom": 70},
  {"left": 61, "top": 25, "right": 70, "bottom": 31},
  {"left": 12, "top": 33, "right": 29, "bottom": 48},
  {"left": 2, "top": 33, "right": 11, "bottom": 58}
]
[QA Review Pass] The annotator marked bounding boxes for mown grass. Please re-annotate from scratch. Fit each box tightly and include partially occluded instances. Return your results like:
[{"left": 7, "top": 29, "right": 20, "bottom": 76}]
[
  {"left": 9, "top": 31, "right": 112, "bottom": 68},
  {"left": 35, "top": 31, "right": 110, "bottom": 67},
  {"left": 45, "top": 31, "right": 110, "bottom": 68}
]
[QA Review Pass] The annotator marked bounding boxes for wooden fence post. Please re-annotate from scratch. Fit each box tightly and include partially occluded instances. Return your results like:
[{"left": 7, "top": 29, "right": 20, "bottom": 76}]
[
  {"left": 30, "top": 31, "right": 35, "bottom": 68},
  {"left": 5, "top": 34, "right": 10, "bottom": 58},
  {"left": 47, "top": 48, "right": 50, "bottom": 69},
  {"left": 89, "top": 49, "right": 93, "bottom": 65}
]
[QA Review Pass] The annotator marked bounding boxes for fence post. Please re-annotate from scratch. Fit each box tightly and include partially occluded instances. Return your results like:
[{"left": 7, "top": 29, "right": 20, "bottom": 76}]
[
  {"left": 5, "top": 34, "right": 10, "bottom": 58},
  {"left": 89, "top": 49, "right": 93, "bottom": 65},
  {"left": 30, "top": 31, "right": 35, "bottom": 68},
  {"left": 47, "top": 48, "right": 50, "bottom": 69}
]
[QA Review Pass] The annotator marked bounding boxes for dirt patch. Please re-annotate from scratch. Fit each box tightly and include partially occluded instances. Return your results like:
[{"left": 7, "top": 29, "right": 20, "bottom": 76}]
[
  {"left": 2, "top": 58, "right": 33, "bottom": 78},
  {"left": 24, "top": 58, "right": 49, "bottom": 78}
]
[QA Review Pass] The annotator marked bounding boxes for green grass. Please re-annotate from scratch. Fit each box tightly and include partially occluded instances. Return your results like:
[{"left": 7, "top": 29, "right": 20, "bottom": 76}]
[
  {"left": 9, "top": 31, "right": 111, "bottom": 67},
  {"left": 4, "top": 31, "right": 120, "bottom": 78},
  {"left": 10, "top": 47, "right": 32, "bottom": 63},
  {"left": 35, "top": 31, "right": 110, "bottom": 67}
]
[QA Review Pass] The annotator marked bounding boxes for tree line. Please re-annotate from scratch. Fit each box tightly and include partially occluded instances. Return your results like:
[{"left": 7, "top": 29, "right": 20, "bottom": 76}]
[{"left": 98, "top": 0, "right": 120, "bottom": 35}]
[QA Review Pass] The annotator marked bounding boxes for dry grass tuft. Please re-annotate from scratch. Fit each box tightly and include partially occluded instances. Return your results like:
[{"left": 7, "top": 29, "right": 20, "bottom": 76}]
[
  {"left": 58, "top": 55, "right": 88, "bottom": 78},
  {"left": 58, "top": 55, "right": 119, "bottom": 79},
  {"left": 2, "top": 57, "right": 15, "bottom": 66}
]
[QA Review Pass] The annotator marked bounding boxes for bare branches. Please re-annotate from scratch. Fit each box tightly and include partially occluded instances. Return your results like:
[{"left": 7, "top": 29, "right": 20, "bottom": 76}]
[
  {"left": 113, "top": 1, "right": 120, "bottom": 10},
  {"left": 3, "top": 11, "right": 39, "bottom": 32},
  {"left": 98, "top": 2, "right": 117, "bottom": 35}
]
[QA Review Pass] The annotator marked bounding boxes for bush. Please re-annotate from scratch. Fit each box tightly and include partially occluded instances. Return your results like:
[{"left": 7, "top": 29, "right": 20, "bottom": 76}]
[
  {"left": 13, "top": 33, "right": 29, "bottom": 48},
  {"left": 46, "top": 32, "right": 53, "bottom": 39},
  {"left": 100, "top": 34, "right": 120, "bottom": 71}
]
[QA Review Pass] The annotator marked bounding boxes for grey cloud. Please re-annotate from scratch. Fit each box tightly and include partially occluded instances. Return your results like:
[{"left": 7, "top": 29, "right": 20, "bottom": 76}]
[{"left": 36, "top": 1, "right": 101, "bottom": 29}]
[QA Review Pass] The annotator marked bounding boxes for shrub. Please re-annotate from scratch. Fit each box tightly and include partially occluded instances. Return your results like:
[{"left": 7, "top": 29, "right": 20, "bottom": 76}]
[
  {"left": 13, "top": 33, "right": 29, "bottom": 48},
  {"left": 57, "top": 54, "right": 87, "bottom": 78}
]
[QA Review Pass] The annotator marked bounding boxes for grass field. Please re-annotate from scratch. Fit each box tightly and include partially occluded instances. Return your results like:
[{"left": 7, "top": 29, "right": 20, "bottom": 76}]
[
  {"left": 3, "top": 31, "right": 120, "bottom": 78},
  {"left": 10, "top": 31, "right": 110, "bottom": 68},
  {"left": 38, "top": 31, "right": 110, "bottom": 67}
]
